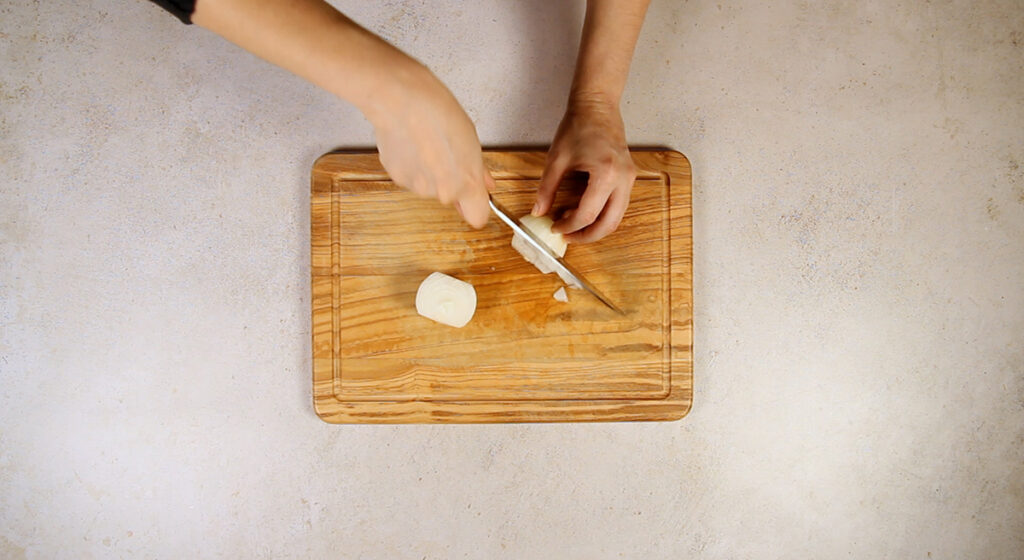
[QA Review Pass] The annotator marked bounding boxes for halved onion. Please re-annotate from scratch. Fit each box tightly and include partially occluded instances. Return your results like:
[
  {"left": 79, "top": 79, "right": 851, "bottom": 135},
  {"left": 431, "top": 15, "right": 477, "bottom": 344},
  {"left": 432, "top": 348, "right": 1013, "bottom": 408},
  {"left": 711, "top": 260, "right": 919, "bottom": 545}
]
[{"left": 510, "top": 215, "right": 568, "bottom": 275}]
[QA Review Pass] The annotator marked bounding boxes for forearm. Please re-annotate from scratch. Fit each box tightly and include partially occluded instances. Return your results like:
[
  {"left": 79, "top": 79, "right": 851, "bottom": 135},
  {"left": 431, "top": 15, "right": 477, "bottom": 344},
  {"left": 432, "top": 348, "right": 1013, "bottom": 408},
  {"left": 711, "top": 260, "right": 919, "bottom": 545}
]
[
  {"left": 191, "top": 0, "right": 429, "bottom": 122},
  {"left": 570, "top": 0, "right": 650, "bottom": 109}
]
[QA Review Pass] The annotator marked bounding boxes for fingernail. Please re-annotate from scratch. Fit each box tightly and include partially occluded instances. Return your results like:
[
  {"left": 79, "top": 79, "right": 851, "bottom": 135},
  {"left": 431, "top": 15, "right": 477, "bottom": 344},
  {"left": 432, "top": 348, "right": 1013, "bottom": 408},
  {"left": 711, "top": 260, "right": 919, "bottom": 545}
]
[{"left": 531, "top": 203, "right": 540, "bottom": 216}]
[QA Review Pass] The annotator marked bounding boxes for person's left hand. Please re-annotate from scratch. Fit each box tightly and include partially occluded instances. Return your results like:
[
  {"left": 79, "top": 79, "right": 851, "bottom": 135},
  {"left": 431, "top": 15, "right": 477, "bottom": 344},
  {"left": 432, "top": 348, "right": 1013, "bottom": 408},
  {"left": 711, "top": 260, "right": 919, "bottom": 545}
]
[{"left": 532, "top": 98, "right": 637, "bottom": 243}]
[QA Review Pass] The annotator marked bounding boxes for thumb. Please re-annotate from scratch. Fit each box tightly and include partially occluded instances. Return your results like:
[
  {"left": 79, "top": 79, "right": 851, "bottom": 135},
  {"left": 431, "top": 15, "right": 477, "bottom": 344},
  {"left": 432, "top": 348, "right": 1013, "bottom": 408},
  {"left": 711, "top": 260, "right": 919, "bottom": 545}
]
[{"left": 534, "top": 154, "right": 569, "bottom": 216}]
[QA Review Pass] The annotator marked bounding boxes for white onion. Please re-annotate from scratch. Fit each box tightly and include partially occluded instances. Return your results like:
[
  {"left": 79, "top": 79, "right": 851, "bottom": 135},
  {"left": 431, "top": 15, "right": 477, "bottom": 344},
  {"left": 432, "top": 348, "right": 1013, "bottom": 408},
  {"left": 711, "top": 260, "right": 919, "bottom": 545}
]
[
  {"left": 415, "top": 272, "right": 477, "bottom": 328},
  {"left": 510, "top": 215, "right": 568, "bottom": 275},
  {"left": 552, "top": 287, "right": 569, "bottom": 302}
]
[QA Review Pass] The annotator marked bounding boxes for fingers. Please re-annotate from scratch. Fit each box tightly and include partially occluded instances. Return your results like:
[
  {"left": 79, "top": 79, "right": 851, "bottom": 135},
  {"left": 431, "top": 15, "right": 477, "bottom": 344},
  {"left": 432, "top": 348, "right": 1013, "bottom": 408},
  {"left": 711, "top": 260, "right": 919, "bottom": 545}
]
[
  {"left": 551, "top": 172, "right": 615, "bottom": 235},
  {"left": 534, "top": 153, "right": 569, "bottom": 217},
  {"left": 564, "top": 186, "right": 631, "bottom": 243},
  {"left": 394, "top": 154, "right": 491, "bottom": 229},
  {"left": 551, "top": 158, "right": 635, "bottom": 241},
  {"left": 453, "top": 168, "right": 492, "bottom": 229},
  {"left": 457, "top": 193, "right": 489, "bottom": 229}
]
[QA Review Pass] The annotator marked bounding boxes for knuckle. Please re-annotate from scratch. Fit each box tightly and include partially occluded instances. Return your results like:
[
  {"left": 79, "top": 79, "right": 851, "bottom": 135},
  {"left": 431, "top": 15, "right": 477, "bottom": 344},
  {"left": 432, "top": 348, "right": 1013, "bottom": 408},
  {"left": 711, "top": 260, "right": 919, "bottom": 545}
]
[
  {"left": 546, "top": 143, "right": 567, "bottom": 159},
  {"left": 615, "top": 160, "right": 636, "bottom": 179},
  {"left": 578, "top": 207, "right": 601, "bottom": 223}
]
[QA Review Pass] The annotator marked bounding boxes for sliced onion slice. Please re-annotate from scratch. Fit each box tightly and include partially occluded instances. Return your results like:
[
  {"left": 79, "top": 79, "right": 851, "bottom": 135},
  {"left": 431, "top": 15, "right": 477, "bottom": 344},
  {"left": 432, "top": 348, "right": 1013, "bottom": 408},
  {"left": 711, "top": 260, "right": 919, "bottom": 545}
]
[{"left": 415, "top": 272, "right": 477, "bottom": 328}]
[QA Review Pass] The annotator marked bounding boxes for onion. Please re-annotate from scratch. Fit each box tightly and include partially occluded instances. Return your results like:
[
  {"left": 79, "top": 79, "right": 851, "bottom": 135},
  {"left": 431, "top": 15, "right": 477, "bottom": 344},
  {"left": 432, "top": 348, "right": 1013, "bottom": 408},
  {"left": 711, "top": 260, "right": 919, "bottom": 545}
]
[
  {"left": 415, "top": 272, "right": 477, "bottom": 328},
  {"left": 510, "top": 215, "right": 568, "bottom": 275},
  {"left": 552, "top": 287, "right": 569, "bottom": 302}
]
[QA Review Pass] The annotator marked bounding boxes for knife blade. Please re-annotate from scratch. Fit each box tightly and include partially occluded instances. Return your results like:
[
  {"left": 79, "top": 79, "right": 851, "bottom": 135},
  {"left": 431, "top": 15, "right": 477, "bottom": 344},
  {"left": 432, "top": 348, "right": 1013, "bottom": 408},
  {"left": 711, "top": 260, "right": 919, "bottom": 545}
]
[{"left": 488, "top": 195, "right": 624, "bottom": 314}]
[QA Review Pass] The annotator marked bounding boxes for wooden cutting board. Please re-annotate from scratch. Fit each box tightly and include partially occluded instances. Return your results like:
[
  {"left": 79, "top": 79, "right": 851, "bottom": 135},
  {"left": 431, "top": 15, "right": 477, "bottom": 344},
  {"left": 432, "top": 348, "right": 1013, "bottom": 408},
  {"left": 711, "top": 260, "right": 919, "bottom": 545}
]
[{"left": 311, "top": 150, "right": 692, "bottom": 423}]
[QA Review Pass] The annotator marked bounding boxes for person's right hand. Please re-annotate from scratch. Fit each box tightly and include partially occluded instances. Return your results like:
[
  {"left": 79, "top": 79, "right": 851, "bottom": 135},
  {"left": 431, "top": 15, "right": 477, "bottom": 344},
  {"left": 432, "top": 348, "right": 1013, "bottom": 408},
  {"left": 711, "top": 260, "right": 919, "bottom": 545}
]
[
  {"left": 367, "top": 65, "right": 493, "bottom": 229},
  {"left": 191, "top": 0, "right": 491, "bottom": 227}
]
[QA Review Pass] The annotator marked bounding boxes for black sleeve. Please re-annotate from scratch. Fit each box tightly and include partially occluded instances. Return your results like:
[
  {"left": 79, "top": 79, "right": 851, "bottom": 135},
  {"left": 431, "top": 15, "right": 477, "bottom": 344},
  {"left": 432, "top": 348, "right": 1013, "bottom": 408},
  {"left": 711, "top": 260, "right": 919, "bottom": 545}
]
[{"left": 148, "top": 0, "right": 197, "bottom": 24}]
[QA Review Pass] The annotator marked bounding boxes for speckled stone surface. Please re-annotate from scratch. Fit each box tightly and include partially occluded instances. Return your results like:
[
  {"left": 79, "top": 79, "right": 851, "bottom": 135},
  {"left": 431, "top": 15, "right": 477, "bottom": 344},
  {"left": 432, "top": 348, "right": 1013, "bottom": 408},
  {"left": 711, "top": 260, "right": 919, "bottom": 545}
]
[{"left": 1, "top": 1, "right": 1022, "bottom": 558}]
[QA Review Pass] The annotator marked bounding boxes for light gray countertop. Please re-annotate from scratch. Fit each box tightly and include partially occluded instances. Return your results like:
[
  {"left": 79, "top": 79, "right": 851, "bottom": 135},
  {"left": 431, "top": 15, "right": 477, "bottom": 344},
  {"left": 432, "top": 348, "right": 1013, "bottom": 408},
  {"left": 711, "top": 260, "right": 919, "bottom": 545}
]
[{"left": 2, "top": 1, "right": 1022, "bottom": 558}]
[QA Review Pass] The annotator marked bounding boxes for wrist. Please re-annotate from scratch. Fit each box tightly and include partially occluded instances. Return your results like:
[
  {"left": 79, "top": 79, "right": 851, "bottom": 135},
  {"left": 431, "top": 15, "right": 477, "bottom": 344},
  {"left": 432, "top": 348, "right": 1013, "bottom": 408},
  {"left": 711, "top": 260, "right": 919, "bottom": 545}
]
[
  {"left": 320, "top": 32, "right": 442, "bottom": 127},
  {"left": 566, "top": 89, "right": 621, "bottom": 116},
  {"left": 361, "top": 59, "right": 438, "bottom": 125}
]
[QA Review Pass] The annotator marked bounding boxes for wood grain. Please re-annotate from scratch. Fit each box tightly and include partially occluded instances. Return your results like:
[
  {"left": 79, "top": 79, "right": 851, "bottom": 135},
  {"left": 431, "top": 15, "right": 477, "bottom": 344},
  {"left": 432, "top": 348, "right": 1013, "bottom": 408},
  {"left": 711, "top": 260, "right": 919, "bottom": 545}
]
[{"left": 311, "top": 150, "right": 692, "bottom": 423}]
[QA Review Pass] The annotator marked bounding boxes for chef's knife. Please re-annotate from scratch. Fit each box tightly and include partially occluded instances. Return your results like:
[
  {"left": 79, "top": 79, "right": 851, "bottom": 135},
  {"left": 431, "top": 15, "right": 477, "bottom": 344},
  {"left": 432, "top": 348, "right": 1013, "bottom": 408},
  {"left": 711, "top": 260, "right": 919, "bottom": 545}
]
[{"left": 488, "top": 195, "right": 624, "bottom": 314}]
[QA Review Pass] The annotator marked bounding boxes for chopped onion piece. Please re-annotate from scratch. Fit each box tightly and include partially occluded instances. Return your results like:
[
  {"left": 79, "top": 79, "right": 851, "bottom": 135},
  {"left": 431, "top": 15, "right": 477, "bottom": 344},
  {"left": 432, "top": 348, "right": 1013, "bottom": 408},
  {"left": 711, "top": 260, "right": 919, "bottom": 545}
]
[
  {"left": 415, "top": 272, "right": 476, "bottom": 328},
  {"left": 510, "top": 215, "right": 567, "bottom": 275},
  {"left": 553, "top": 287, "right": 569, "bottom": 302}
]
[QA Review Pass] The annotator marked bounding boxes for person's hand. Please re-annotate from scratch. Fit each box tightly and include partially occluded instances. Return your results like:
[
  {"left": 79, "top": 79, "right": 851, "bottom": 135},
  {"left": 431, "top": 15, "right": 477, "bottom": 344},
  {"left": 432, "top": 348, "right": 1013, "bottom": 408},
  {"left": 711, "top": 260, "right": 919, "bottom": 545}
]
[
  {"left": 368, "top": 65, "right": 493, "bottom": 228},
  {"left": 191, "top": 0, "right": 494, "bottom": 227},
  {"left": 533, "top": 98, "right": 636, "bottom": 243}
]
